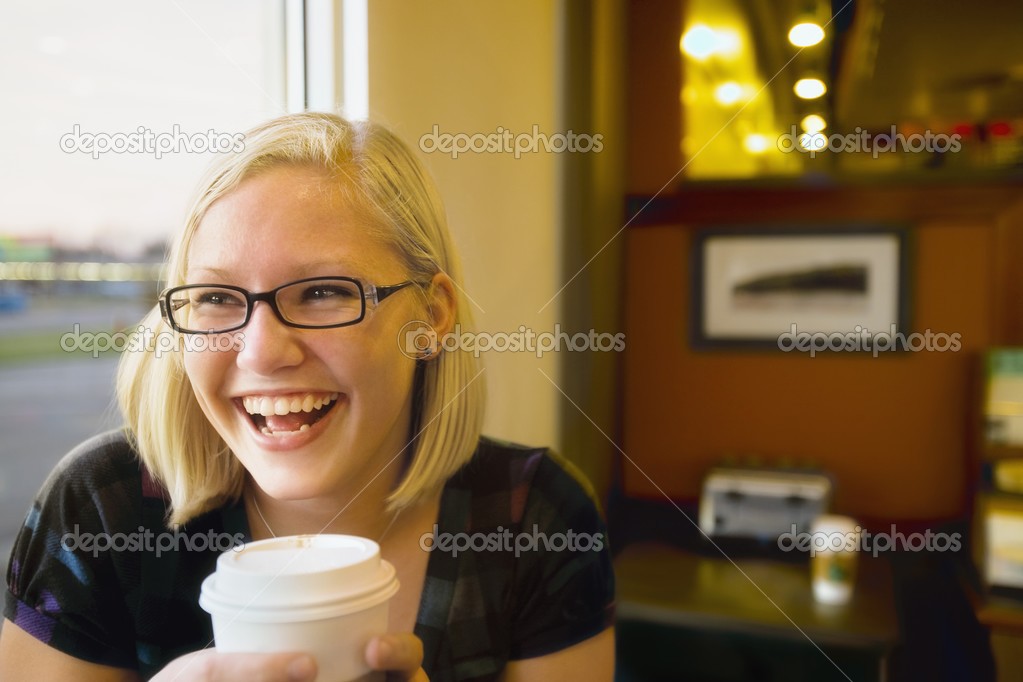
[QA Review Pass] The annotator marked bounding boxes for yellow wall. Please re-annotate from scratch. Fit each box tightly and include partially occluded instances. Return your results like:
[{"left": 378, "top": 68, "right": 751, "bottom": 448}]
[{"left": 368, "top": 1, "right": 561, "bottom": 448}]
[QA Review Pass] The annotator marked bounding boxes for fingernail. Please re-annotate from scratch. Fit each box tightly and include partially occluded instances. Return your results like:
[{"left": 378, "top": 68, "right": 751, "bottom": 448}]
[
  {"left": 287, "top": 654, "right": 315, "bottom": 681},
  {"left": 377, "top": 640, "right": 394, "bottom": 660}
]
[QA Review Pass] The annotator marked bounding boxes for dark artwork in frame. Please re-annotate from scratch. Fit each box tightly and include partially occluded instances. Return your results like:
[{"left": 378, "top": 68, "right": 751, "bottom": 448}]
[{"left": 690, "top": 226, "right": 910, "bottom": 351}]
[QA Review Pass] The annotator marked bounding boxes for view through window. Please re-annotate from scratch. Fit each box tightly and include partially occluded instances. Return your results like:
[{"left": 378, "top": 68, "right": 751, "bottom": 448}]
[{"left": 0, "top": 0, "right": 287, "bottom": 564}]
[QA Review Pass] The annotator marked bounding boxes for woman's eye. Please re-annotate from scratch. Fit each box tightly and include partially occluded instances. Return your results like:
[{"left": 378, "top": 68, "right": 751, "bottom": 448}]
[
  {"left": 196, "top": 291, "right": 243, "bottom": 306},
  {"left": 302, "top": 285, "right": 357, "bottom": 301}
]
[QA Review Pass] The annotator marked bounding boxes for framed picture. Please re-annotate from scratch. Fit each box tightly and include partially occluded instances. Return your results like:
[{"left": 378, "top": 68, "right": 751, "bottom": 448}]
[{"left": 691, "top": 227, "right": 909, "bottom": 350}]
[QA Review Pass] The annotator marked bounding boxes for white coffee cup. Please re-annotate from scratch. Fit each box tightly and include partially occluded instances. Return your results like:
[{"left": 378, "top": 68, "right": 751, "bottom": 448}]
[
  {"left": 199, "top": 534, "right": 399, "bottom": 682},
  {"left": 809, "top": 515, "right": 859, "bottom": 605}
]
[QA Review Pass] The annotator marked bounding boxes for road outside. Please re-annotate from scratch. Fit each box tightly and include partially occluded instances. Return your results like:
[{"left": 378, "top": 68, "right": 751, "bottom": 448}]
[
  {"left": 0, "top": 295, "right": 151, "bottom": 571},
  {"left": 0, "top": 358, "right": 124, "bottom": 567}
]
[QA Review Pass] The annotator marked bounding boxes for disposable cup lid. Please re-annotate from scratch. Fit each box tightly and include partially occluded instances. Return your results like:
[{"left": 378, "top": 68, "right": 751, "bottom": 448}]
[{"left": 199, "top": 534, "right": 399, "bottom": 622}]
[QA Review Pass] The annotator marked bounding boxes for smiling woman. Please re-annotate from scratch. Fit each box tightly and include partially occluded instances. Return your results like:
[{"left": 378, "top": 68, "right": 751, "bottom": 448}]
[{"left": 0, "top": 113, "right": 615, "bottom": 682}]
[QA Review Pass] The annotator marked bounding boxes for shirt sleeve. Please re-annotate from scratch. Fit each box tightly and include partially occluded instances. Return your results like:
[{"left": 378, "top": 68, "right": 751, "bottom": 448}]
[
  {"left": 4, "top": 431, "right": 140, "bottom": 670},
  {"left": 507, "top": 451, "right": 616, "bottom": 659}
]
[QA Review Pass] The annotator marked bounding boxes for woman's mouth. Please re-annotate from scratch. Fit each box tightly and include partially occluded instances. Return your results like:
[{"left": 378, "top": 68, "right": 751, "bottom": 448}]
[{"left": 240, "top": 392, "right": 341, "bottom": 436}]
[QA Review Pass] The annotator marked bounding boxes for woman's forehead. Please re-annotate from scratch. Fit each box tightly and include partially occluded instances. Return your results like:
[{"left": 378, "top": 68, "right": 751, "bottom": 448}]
[{"left": 183, "top": 166, "right": 403, "bottom": 282}]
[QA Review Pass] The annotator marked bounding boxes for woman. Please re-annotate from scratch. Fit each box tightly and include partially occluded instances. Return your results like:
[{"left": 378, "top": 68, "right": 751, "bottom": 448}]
[{"left": 0, "top": 113, "right": 615, "bottom": 681}]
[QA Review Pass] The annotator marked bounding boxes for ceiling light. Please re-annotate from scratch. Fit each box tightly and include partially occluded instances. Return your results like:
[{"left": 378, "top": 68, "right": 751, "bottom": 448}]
[
  {"left": 798, "top": 132, "right": 827, "bottom": 152},
  {"left": 714, "top": 81, "right": 744, "bottom": 105},
  {"left": 794, "top": 78, "right": 827, "bottom": 99},
  {"left": 681, "top": 25, "right": 718, "bottom": 60},
  {"left": 713, "top": 29, "right": 741, "bottom": 57},
  {"left": 681, "top": 25, "right": 741, "bottom": 60},
  {"left": 800, "top": 114, "right": 827, "bottom": 133},
  {"left": 744, "top": 134, "right": 769, "bottom": 154},
  {"left": 788, "top": 23, "right": 824, "bottom": 47}
]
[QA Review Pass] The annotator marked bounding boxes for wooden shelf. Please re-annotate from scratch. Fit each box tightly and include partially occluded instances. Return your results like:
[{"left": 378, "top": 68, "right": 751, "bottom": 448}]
[
  {"left": 984, "top": 444, "right": 1023, "bottom": 461},
  {"left": 625, "top": 182, "right": 1023, "bottom": 227}
]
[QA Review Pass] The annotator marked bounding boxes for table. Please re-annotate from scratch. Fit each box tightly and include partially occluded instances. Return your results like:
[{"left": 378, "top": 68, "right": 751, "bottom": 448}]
[{"left": 614, "top": 543, "right": 901, "bottom": 681}]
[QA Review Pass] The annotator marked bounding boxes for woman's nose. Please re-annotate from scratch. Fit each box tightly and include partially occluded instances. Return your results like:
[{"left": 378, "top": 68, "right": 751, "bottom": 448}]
[{"left": 234, "top": 301, "right": 304, "bottom": 374}]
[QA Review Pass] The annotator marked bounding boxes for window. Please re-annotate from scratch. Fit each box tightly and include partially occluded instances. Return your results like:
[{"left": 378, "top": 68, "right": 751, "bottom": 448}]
[{"left": 0, "top": 0, "right": 290, "bottom": 561}]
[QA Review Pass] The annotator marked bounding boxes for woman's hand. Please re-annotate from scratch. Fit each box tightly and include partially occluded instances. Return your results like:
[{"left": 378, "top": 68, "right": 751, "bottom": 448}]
[
  {"left": 147, "top": 634, "right": 424, "bottom": 682},
  {"left": 365, "top": 633, "right": 428, "bottom": 682},
  {"left": 150, "top": 650, "right": 317, "bottom": 681},
  {"left": 147, "top": 632, "right": 425, "bottom": 681}
]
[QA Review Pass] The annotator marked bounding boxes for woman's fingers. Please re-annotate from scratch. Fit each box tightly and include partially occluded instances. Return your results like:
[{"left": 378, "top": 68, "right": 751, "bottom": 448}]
[
  {"left": 365, "top": 634, "right": 428, "bottom": 681},
  {"left": 154, "top": 633, "right": 428, "bottom": 682},
  {"left": 152, "top": 650, "right": 317, "bottom": 682}
]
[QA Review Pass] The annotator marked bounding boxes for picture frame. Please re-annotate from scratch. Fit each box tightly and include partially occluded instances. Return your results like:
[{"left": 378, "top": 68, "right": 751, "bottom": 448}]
[{"left": 690, "top": 226, "right": 909, "bottom": 350}]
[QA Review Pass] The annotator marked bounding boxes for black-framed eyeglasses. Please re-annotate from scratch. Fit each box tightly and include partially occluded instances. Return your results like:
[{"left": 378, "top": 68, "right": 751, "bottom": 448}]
[{"left": 159, "top": 276, "right": 422, "bottom": 334}]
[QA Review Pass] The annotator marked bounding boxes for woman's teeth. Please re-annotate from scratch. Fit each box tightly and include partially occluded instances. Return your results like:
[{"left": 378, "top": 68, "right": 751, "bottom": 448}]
[
  {"left": 242, "top": 393, "right": 340, "bottom": 416},
  {"left": 241, "top": 392, "right": 340, "bottom": 436}
]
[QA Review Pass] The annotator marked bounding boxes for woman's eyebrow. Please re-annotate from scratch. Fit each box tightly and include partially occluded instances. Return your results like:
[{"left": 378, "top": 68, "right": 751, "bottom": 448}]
[
  {"left": 186, "top": 266, "right": 231, "bottom": 279},
  {"left": 186, "top": 262, "right": 368, "bottom": 280}
]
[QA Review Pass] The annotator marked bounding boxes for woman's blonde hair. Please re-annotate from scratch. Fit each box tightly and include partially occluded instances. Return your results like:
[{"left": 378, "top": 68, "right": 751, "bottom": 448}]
[{"left": 116, "top": 112, "right": 485, "bottom": 526}]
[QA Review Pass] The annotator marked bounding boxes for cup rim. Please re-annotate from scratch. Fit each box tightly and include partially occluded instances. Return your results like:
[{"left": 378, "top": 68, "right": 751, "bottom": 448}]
[{"left": 199, "top": 534, "right": 400, "bottom": 623}]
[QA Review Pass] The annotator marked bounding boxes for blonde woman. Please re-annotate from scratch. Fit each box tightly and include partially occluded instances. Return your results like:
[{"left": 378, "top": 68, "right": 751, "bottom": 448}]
[{"left": 1, "top": 113, "right": 615, "bottom": 681}]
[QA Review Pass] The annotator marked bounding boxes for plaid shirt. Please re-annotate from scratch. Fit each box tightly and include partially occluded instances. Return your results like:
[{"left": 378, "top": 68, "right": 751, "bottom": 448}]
[{"left": 5, "top": 430, "right": 615, "bottom": 680}]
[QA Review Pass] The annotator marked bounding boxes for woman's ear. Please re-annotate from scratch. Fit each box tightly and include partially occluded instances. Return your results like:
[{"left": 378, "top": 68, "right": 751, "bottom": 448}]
[{"left": 424, "top": 271, "right": 458, "bottom": 341}]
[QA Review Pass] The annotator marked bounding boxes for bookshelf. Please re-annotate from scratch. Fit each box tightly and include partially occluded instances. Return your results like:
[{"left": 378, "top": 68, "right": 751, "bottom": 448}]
[{"left": 976, "top": 349, "right": 1023, "bottom": 606}]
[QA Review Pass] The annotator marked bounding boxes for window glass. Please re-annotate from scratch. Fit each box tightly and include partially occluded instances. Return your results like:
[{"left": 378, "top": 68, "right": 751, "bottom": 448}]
[{"left": 0, "top": 1, "right": 287, "bottom": 562}]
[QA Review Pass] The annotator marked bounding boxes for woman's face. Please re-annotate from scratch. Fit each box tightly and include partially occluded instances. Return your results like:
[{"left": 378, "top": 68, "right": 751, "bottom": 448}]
[{"left": 181, "top": 165, "right": 425, "bottom": 502}]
